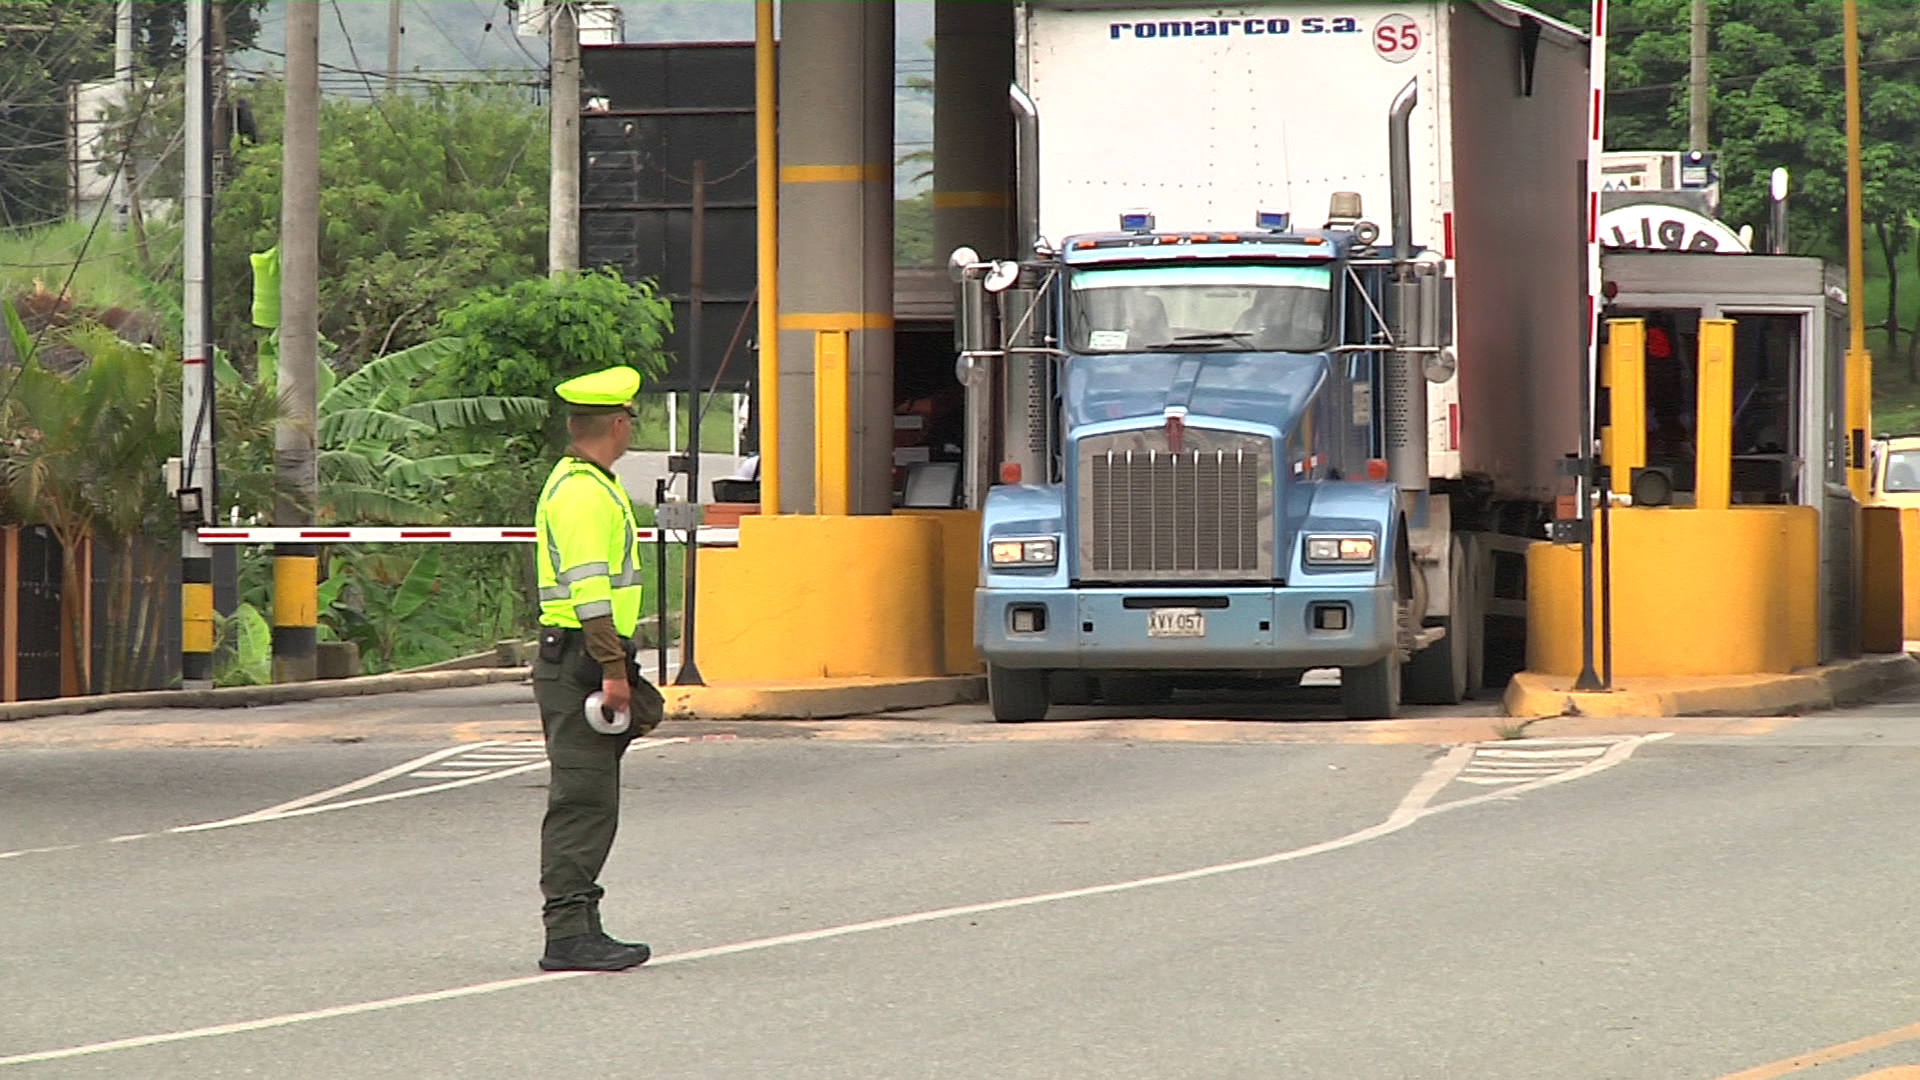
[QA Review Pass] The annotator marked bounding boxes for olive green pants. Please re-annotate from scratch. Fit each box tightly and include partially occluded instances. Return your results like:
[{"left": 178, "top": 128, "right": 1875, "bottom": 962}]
[{"left": 532, "top": 630, "right": 662, "bottom": 941}]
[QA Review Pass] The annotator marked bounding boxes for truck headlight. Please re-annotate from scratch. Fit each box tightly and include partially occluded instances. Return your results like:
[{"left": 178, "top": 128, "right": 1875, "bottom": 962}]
[
  {"left": 1304, "top": 534, "right": 1376, "bottom": 565},
  {"left": 990, "top": 537, "right": 1058, "bottom": 567}
]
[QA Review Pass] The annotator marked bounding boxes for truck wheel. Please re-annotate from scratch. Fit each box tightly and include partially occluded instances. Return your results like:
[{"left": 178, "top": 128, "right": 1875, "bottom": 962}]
[
  {"left": 1344, "top": 527, "right": 1409, "bottom": 720},
  {"left": 988, "top": 665, "right": 1051, "bottom": 723},
  {"left": 1340, "top": 652, "right": 1401, "bottom": 719},
  {"left": 1403, "top": 534, "right": 1481, "bottom": 705}
]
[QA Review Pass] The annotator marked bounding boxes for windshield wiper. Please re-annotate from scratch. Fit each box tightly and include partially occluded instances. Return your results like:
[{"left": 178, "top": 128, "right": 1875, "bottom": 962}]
[{"left": 1145, "top": 331, "right": 1257, "bottom": 350}]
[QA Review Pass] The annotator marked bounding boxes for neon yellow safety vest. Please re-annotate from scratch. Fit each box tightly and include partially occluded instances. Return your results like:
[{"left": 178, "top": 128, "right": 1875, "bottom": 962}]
[{"left": 535, "top": 457, "right": 643, "bottom": 635}]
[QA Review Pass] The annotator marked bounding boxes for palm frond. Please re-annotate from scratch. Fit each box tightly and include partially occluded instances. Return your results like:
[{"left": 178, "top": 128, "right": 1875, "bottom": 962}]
[
  {"left": 324, "top": 338, "right": 464, "bottom": 411},
  {"left": 319, "top": 407, "right": 434, "bottom": 445},
  {"left": 380, "top": 452, "right": 493, "bottom": 487},
  {"left": 320, "top": 484, "right": 443, "bottom": 525},
  {"left": 400, "top": 395, "right": 548, "bottom": 432}
]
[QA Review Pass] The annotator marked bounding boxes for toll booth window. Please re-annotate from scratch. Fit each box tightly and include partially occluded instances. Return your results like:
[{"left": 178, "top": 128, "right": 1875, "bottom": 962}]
[
  {"left": 1067, "top": 264, "right": 1332, "bottom": 353},
  {"left": 1729, "top": 313, "right": 1801, "bottom": 505},
  {"left": 1886, "top": 451, "right": 1920, "bottom": 493}
]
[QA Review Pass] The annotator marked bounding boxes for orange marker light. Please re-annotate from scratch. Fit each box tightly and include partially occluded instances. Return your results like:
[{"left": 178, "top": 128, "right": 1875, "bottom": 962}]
[
  {"left": 1366, "top": 458, "right": 1389, "bottom": 481},
  {"left": 999, "top": 461, "right": 1023, "bottom": 484}
]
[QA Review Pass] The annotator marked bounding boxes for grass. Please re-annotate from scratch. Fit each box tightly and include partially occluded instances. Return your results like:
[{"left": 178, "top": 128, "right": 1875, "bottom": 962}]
[
  {"left": 630, "top": 392, "right": 745, "bottom": 454},
  {"left": 0, "top": 219, "right": 178, "bottom": 315}
]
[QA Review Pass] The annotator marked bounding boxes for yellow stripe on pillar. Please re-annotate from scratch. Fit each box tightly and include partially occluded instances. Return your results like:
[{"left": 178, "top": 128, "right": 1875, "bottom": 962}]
[
  {"left": 780, "top": 164, "right": 890, "bottom": 184},
  {"left": 1696, "top": 318, "right": 1736, "bottom": 512},
  {"left": 779, "top": 312, "right": 894, "bottom": 332},
  {"left": 815, "top": 329, "right": 852, "bottom": 516}
]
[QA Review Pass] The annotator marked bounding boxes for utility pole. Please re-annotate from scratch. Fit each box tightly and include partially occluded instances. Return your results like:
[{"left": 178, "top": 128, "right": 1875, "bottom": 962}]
[
  {"left": 179, "top": 0, "right": 217, "bottom": 689},
  {"left": 275, "top": 0, "right": 321, "bottom": 684},
  {"left": 111, "top": 0, "right": 133, "bottom": 233},
  {"left": 675, "top": 159, "right": 707, "bottom": 686},
  {"left": 1688, "top": 0, "right": 1708, "bottom": 152},
  {"left": 548, "top": 0, "right": 580, "bottom": 276},
  {"left": 386, "top": 0, "right": 403, "bottom": 95}
]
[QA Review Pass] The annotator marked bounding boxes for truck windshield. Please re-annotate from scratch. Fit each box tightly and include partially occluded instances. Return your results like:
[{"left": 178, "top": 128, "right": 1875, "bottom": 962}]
[{"left": 1068, "top": 263, "right": 1332, "bottom": 353}]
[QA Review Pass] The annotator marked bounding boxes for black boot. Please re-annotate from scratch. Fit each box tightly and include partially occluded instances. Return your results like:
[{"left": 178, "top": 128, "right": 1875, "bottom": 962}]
[
  {"left": 539, "top": 933, "right": 650, "bottom": 972},
  {"left": 588, "top": 906, "right": 649, "bottom": 952}
]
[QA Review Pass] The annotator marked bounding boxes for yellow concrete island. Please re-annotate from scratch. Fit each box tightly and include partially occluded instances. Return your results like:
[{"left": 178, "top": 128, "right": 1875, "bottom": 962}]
[
  {"left": 1526, "top": 506, "right": 1818, "bottom": 678},
  {"left": 690, "top": 510, "right": 982, "bottom": 683}
]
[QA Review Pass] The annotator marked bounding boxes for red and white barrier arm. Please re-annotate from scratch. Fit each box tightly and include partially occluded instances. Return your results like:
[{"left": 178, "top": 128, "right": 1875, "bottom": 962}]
[{"left": 196, "top": 526, "right": 741, "bottom": 546}]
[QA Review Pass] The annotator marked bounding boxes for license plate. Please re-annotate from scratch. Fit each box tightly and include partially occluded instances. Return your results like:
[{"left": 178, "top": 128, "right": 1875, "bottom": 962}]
[{"left": 1146, "top": 607, "right": 1206, "bottom": 638}]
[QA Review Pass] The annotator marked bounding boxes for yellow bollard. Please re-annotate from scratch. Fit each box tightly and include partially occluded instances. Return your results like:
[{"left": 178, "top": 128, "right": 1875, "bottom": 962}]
[
  {"left": 1602, "top": 318, "right": 1647, "bottom": 484},
  {"left": 1695, "top": 318, "right": 1735, "bottom": 511},
  {"left": 813, "top": 329, "right": 851, "bottom": 516}
]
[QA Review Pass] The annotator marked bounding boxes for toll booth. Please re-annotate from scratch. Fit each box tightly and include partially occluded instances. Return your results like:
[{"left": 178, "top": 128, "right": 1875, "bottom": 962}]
[{"left": 1597, "top": 249, "right": 1857, "bottom": 665}]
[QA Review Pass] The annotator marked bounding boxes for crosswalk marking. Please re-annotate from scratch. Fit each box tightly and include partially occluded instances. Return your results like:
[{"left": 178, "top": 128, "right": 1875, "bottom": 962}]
[{"left": 1453, "top": 740, "right": 1621, "bottom": 786}]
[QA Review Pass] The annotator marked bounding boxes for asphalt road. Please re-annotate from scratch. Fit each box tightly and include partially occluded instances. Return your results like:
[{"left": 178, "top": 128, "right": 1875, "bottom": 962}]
[{"left": 6, "top": 684, "right": 1920, "bottom": 1078}]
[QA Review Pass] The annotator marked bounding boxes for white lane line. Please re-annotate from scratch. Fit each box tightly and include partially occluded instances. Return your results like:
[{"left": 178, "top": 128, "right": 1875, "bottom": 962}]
[
  {"left": 410, "top": 770, "right": 496, "bottom": 779},
  {"left": 0, "top": 734, "right": 1666, "bottom": 1068},
  {"left": 0, "top": 845, "right": 81, "bottom": 860}
]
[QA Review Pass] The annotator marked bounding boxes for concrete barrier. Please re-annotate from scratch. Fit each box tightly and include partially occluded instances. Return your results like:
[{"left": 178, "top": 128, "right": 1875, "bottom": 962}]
[{"left": 1504, "top": 653, "right": 1918, "bottom": 719}]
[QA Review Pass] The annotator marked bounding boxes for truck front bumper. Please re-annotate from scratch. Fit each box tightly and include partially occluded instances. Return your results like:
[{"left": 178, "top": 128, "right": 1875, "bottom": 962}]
[{"left": 976, "top": 584, "right": 1397, "bottom": 671}]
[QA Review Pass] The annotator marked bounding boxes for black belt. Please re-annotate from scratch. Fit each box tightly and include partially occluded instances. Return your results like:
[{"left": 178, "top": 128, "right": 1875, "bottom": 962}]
[{"left": 538, "top": 626, "right": 636, "bottom": 650}]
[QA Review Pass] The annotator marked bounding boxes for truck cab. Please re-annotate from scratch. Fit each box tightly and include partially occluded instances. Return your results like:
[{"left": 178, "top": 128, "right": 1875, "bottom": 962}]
[{"left": 957, "top": 204, "right": 1441, "bottom": 721}]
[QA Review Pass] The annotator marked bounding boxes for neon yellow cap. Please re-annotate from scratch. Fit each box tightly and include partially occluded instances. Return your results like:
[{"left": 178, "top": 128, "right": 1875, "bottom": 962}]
[{"left": 554, "top": 365, "right": 642, "bottom": 413}]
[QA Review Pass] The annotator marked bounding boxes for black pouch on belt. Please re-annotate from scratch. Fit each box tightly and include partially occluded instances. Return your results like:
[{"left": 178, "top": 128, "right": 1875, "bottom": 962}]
[{"left": 537, "top": 625, "right": 568, "bottom": 664}]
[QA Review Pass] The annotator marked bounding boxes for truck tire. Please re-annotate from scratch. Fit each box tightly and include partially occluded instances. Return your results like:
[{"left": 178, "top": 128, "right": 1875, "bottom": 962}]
[
  {"left": 1403, "top": 534, "right": 1482, "bottom": 705},
  {"left": 988, "top": 665, "right": 1051, "bottom": 723},
  {"left": 1343, "top": 522, "right": 1410, "bottom": 719},
  {"left": 1340, "top": 651, "right": 1401, "bottom": 719}
]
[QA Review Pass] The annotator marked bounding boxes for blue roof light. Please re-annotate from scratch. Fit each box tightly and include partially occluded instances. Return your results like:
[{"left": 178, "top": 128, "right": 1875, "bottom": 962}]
[
  {"left": 1256, "top": 209, "right": 1291, "bottom": 232},
  {"left": 1119, "top": 209, "right": 1155, "bottom": 233}
]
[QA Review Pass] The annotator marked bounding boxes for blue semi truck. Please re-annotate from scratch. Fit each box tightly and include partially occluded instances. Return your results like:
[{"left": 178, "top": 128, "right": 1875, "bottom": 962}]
[{"left": 952, "top": 2, "right": 1592, "bottom": 720}]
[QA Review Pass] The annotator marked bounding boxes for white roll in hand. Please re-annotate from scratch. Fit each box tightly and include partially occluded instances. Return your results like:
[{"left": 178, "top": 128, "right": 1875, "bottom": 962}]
[{"left": 583, "top": 691, "right": 631, "bottom": 735}]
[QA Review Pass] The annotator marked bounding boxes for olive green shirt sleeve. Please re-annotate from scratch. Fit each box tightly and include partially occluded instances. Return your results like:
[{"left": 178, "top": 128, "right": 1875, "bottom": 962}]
[{"left": 580, "top": 615, "right": 627, "bottom": 681}]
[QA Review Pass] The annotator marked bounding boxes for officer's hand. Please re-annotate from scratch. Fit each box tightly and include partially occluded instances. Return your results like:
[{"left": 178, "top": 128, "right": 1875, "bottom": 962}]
[{"left": 600, "top": 675, "right": 631, "bottom": 716}]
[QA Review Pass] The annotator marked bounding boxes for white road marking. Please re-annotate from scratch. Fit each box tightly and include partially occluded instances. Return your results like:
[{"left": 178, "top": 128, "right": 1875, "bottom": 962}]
[
  {"left": 0, "top": 733, "right": 1667, "bottom": 1068},
  {"left": 0, "top": 739, "right": 678, "bottom": 860},
  {"left": 172, "top": 737, "right": 685, "bottom": 833}
]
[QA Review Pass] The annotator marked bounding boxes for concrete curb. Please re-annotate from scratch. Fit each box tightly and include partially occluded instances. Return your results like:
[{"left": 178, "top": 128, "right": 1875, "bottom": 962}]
[
  {"left": 664, "top": 675, "right": 986, "bottom": 721},
  {"left": 1501, "top": 653, "right": 1920, "bottom": 720},
  {"left": 0, "top": 667, "right": 532, "bottom": 723}
]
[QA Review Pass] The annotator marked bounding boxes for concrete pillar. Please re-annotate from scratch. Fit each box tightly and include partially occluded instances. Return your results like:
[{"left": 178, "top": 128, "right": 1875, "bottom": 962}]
[
  {"left": 933, "top": 0, "right": 1014, "bottom": 263},
  {"left": 776, "top": 0, "right": 895, "bottom": 514}
]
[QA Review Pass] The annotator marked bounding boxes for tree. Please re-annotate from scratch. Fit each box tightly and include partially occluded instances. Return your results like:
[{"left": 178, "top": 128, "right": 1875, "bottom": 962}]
[
  {"left": 308, "top": 336, "right": 548, "bottom": 523},
  {"left": 1532, "top": 0, "right": 1920, "bottom": 373},
  {"left": 208, "top": 83, "right": 550, "bottom": 374}
]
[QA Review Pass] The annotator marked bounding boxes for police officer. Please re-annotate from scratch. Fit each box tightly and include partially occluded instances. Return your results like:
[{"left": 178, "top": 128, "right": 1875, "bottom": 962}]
[{"left": 531, "top": 364, "right": 665, "bottom": 973}]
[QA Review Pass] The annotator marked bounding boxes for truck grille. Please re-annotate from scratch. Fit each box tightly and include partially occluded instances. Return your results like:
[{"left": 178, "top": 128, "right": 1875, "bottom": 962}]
[{"left": 1075, "top": 427, "right": 1274, "bottom": 581}]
